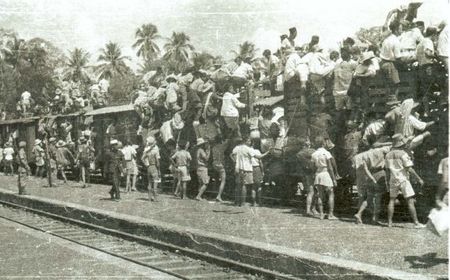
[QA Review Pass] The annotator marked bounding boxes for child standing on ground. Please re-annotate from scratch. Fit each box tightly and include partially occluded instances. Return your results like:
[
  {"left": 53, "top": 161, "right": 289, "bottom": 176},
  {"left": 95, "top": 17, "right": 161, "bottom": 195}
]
[
  {"left": 171, "top": 141, "right": 191, "bottom": 199},
  {"left": 142, "top": 136, "right": 160, "bottom": 202},
  {"left": 195, "top": 138, "right": 210, "bottom": 201}
]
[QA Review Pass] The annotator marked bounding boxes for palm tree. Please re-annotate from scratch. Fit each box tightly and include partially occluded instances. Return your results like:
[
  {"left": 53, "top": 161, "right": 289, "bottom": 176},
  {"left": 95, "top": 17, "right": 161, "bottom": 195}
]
[
  {"left": 192, "top": 51, "right": 214, "bottom": 70},
  {"left": 163, "top": 32, "right": 195, "bottom": 73},
  {"left": 64, "top": 48, "right": 91, "bottom": 82},
  {"left": 96, "top": 42, "right": 130, "bottom": 80},
  {"left": 231, "top": 41, "right": 258, "bottom": 60},
  {"left": 132, "top": 23, "right": 161, "bottom": 62}
]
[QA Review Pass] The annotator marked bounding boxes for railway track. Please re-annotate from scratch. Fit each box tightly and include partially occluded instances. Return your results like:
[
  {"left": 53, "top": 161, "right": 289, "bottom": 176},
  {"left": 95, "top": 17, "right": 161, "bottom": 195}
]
[{"left": 0, "top": 201, "right": 300, "bottom": 280}]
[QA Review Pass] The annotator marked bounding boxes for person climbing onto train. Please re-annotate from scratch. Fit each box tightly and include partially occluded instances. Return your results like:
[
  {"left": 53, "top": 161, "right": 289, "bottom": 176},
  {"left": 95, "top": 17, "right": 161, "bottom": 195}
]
[
  {"left": 311, "top": 136, "right": 338, "bottom": 220},
  {"left": 220, "top": 81, "right": 246, "bottom": 139},
  {"left": 55, "top": 140, "right": 74, "bottom": 184},
  {"left": 104, "top": 139, "right": 124, "bottom": 201},
  {"left": 385, "top": 134, "right": 426, "bottom": 228},
  {"left": 17, "top": 141, "right": 30, "bottom": 195},
  {"left": 195, "top": 138, "right": 210, "bottom": 201},
  {"left": 76, "top": 136, "right": 94, "bottom": 188},
  {"left": 142, "top": 136, "right": 160, "bottom": 202},
  {"left": 32, "top": 139, "right": 45, "bottom": 178},
  {"left": 170, "top": 140, "right": 191, "bottom": 200}
]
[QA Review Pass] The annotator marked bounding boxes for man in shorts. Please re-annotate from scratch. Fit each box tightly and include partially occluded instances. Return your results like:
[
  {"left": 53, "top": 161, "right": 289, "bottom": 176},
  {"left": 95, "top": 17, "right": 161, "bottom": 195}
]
[
  {"left": 76, "top": 136, "right": 94, "bottom": 188},
  {"left": 353, "top": 146, "right": 391, "bottom": 224},
  {"left": 385, "top": 134, "right": 425, "bottom": 228},
  {"left": 170, "top": 141, "right": 192, "bottom": 199},
  {"left": 311, "top": 136, "right": 338, "bottom": 220},
  {"left": 380, "top": 21, "right": 403, "bottom": 99},
  {"left": 212, "top": 136, "right": 228, "bottom": 202},
  {"left": 195, "top": 138, "right": 210, "bottom": 201},
  {"left": 231, "top": 137, "right": 269, "bottom": 206},
  {"left": 142, "top": 136, "right": 160, "bottom": 202}
]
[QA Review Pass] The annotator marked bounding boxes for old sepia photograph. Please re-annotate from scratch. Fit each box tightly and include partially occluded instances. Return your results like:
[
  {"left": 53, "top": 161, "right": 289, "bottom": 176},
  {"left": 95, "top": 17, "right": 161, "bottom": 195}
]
[{"left": 0, "top": 0, "right": 448, "bottom": 279}]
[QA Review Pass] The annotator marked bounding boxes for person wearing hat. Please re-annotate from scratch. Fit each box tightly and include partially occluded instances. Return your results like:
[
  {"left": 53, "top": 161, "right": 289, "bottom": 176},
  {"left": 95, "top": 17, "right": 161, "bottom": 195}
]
[
  {"left": 76, "top": 136, "right": 95, "bottom": 188},
  {"left": 104, "top": 139, "right": 124, "bottom": 201},
  {"left": 3, "top": 142, "right": 14, "bottom": 176},
  {"left": 17, "top": 141, "right": 30, "bottom": 195},
  {"left": 141, "top": 136, "right": 160, "bottom": 202},
  {"left": 385, "top": 133, "right": 426, "bottom": 229},
  {"left": 32, "top": 139, "right": 46, "bottom": 178},
  {"left": 384, "top": 95, "right": 402, "bottom": 136},
  {"left": 55, "top": 140, "right": 74, "bottom": 184},
  {"left": 194, "top": 138, "right": 210, "bottom": 201}
]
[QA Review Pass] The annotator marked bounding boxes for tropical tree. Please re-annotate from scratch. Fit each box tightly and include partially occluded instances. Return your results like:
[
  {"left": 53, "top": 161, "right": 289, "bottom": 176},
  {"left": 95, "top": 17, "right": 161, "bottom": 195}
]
[
  {"left": 132, "top": 23, "right": 161, "bottom": 62},
  {"left": 96, "top": 42, "right": 130, "bottom": 80},
  {"left": 63, "top": 48, "right": 91, "bottom": 83},
  {"left": 163, "top": 32, "right": 195, "bottom": 73},
  {"left": 232, "top": 41, "right": 258, "bottom": 60},
  {"left": 192, "top": 51, "right": 214, "bottom": 70}
]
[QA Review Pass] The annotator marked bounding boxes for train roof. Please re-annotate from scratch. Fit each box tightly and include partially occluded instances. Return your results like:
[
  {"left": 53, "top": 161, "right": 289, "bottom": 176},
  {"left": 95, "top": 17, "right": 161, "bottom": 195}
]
[
  {"left": 253, "top": 95, "right": 284, "bottom": 107},
  {"left": 0, "top": 116, "right": 40, "bottom": 125},
  {"left": 84, "top": 104, "right": 134, "bottom": 116}
]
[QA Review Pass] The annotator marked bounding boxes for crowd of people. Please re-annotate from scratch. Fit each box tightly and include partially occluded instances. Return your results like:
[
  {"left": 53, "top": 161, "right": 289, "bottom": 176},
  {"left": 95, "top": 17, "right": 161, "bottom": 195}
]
[{"left": 1, "top": 15, "right": 448, "bottom": 229}]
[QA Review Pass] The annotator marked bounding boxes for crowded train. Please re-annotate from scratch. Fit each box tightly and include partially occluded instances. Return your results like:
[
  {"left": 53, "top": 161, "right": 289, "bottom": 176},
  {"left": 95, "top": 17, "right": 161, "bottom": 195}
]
[{"left": 1, "top": 7, "right": 448, "bottom": 228}]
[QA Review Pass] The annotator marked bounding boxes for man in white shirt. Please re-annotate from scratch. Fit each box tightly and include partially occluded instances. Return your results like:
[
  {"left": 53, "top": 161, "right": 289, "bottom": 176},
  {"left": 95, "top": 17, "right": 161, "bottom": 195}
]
[
  {"left": 437, "top": 22, "right": 448, "bottom": 71},
  {"left": 231, "top": 57, "right": 254, "bottom": 89},
  {"left": 284, "top": 48, "right": 310, "bottom": 105},
  {"left": 416, "top": 27, "right": 438, "bottom": 116},
  {"left": 399, "top": 22, "right": 424, "bottom": 61},
  {"left": 309, "top": 45, "right": 336, "bottom": 104},
  {"left": 121, "top": 141, "right": 137, "bottom": 192},
  {"left": 380, "top": 21, "right": 403, "bottom": 98},
  {"left": 220, "top": 82, "right": 246, "bottom": 137}
]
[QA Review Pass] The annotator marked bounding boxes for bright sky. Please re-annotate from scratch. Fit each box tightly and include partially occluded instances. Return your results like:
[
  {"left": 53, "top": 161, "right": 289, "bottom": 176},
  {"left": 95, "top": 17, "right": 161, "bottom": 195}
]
[{"left": 0, "top": 0, "right": 447, "bottom": 68}]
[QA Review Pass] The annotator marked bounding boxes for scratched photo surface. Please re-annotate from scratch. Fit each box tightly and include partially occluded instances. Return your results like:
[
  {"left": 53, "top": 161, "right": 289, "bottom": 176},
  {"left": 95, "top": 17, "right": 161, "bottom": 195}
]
[{"left": 0, "top": 0, "right": 448, "bottom": 279}]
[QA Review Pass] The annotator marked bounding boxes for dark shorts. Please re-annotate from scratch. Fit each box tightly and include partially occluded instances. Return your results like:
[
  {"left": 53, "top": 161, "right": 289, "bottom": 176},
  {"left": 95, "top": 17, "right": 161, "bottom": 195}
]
[
  {"left": 253, "top": 166, "right": 263, "bottom": 185},
  {"left": 381, "top": 61, "right": 400, "bottom": 85},
  {"left": 213, "top": 164, "right": 226, "bottom": 179},
  {"left": 223, "top": 116, "right": 239, "bottom": 130},
  {"left": 237, "top": 170, "right": 253, "bottom": 185}
]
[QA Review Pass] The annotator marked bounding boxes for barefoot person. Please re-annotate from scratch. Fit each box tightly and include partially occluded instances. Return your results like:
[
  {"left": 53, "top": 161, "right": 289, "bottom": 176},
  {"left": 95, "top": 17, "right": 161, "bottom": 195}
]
[
  {"left": 385, "top": 134, "right": 425, "bottom": 228},
  {"left": 195, "top": 138, "right": 210, "bottom": 201},
  {"left": 142, "top": 136, "right": 160, "bottom": 202},
  {"left": 55, "top": 140, "right": 74, "bottom": 184},
  {"left": 170, "top": 141, "right": 191, "bottom": 199},
  {"left": 17, "top": 141, "right": 30, "bottom": 195},
  {"left": 311, "top": 136, "right": 338, "bottom": 220},
  {"left": 212, "top": 136, "right": 228, "bottom": 202},
  {"left": 76, "top": 136, "right": 94, "bottom": 188}
]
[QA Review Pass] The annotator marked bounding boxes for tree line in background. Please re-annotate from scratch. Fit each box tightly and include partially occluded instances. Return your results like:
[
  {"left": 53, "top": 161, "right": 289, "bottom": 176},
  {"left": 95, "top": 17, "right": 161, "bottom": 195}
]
[{"left": 0, "top": 22, "right": 380, "bottom": 117}]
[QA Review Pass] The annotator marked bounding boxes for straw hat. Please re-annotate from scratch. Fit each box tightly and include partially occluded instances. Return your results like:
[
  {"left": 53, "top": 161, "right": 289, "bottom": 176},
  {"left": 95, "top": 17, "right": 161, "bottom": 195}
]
[
  {"left": 56, "top": 140, "right": 66, "bottom": 148},
  {"left": 49, "top": 137, "right": 57, "bottom": 143},
  {"left": 359, "top": 51, "right": 375, "bottom": 63},
  {"left": 79, "top": 136, "right": 87, "bottom": 143},
  {"left": 196, "top": 138, "right": 207, "bottom": 146},
  {"left": 171, "top": 113, "right": 184, "bottom": 130},
  {"left": 19, "top": 141, "right": 26, "bottom": 148},
  {"left": 110, "top": 139, "right": 118, "bottom": 145},
  {"left": 165, "top": 74, "right": 179, "bottom": 82},
  {"left": 146, "top": 136, "right": 156, "bottom": 146},
  {"left": 34, "top": 139, "right": 42, "bottom": 145},
  {"left": 386, "top": 95, "right": 400, "bottom": 106}
]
